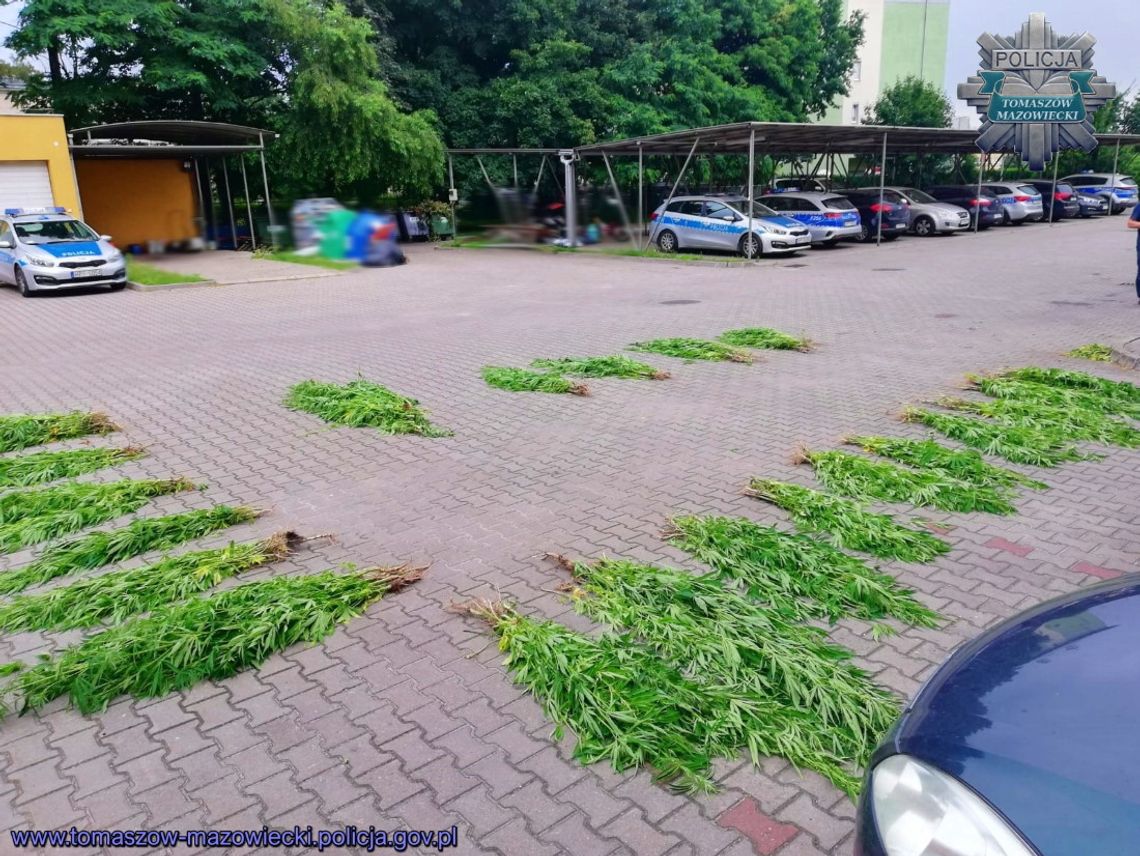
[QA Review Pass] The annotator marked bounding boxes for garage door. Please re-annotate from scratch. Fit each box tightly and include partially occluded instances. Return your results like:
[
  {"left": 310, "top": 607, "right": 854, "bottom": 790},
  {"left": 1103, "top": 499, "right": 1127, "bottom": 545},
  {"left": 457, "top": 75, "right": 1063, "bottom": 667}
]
[{"left": 0, "top": 162, "right": 55, "bottom": 211}]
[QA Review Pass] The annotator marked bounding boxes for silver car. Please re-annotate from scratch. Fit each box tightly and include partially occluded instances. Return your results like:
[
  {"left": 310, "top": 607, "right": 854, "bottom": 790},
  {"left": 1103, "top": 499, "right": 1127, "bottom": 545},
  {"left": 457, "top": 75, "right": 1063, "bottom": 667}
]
[
  {"left": 756, "top": 192, "right": 862, "bottom": 246},
  {"left": 1060, "top": 172, "right": 1138, "bottom": 215},
  {"left": 0, "top": 208, "right": 126, "bottom": 296},
  {"left": 648, "top": 196, "right": 812, "bottom": 256},
  {"left": 881, "top": 187, "right": 970, "bottom": 236},
  {"left": 981, "top": 183, "right": 1046, "bottom": 225}
]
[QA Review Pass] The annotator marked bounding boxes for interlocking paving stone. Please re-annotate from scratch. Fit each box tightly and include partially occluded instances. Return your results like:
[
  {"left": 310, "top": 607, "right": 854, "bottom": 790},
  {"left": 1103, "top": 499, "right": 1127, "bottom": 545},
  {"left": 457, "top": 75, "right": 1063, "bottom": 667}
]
[{"left": 1, "top": 223, "right": 1138, "bottom": 854}]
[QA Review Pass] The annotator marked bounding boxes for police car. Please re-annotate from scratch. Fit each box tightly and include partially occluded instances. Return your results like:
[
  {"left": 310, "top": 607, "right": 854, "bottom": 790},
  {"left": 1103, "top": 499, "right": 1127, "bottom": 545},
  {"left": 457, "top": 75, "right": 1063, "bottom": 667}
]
[
  {"left": 980, "top": 183, "right": 1045, "bottom": 225},
  {"left": 647, "top": 196, "right": 812, "bottom": 256},
  {"left": 0, "top": 208, "right": 127, "bottom": 296},
  {"left": 1059, "top": 172, "right": 1138, "bottom": 215},
  {"left": 756, "top": 192, "right": 862, "bottom": 246}
]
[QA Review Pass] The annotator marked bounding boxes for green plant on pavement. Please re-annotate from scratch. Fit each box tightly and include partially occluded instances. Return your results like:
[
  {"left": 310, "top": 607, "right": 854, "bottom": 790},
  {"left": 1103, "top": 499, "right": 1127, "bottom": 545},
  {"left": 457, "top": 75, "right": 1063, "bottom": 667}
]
[
  {"left": 845, "top": 436, "right": 1047, "bottom": 491},
  {"left": 0, "top": 447, "right": 145, "bottom": 489},
  {"left": 628, "top": 338, "right": 753, "bottom": 363},
  {"left": 285, "top": 378, "right": 451, "bottom": 436},
  {"left": 937, "top": 397, "right": 1140, "bottom": 449},
  {"left": 0, "top": 412, "right": 116, "bottom": 454},
  {"left": 530, "top": 356, "right": 669, "bottom": 380},
  {"left": 1066, "top": 344, "right": 1113, "bottom": 362},
  {"left": 481, "top": 367, "right": 589, "bottom": 395},
  {"left": 901, "top": 408, "right": 1092, "bottom": 468},
  {"left": 719, "top": 328, "right": 813, "bottom": 352}
]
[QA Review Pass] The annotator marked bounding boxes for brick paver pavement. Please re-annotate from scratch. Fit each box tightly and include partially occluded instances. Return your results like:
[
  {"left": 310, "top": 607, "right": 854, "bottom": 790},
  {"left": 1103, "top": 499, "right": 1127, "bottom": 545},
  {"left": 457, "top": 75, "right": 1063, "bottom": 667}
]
[{"left": 0, "top": 217, "right": 1137, "bottom": 855}]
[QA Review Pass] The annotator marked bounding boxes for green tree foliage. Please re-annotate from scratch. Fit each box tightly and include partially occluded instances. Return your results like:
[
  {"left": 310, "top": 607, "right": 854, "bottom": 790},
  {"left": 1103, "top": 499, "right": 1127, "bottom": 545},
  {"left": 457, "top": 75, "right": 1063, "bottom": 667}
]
[
  {"left": 2, "top": 0, "right": 442, "bottom": 199},
  {"left": 0, "top": 59, "right": 35, "bottom": 80},
  {"left": 864, "top": 75, "right": 953, "bottom": 129}
]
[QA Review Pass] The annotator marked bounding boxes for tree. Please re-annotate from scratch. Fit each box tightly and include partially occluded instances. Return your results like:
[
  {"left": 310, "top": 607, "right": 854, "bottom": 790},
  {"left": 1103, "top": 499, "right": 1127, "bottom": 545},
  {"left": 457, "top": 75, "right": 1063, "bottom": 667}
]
[
  {"left": 1, "top": 0, "right": 442, "bottom": 200},
  {"left": 0, "top": 59, "right": 35, "bottom": 80},
  {"left": 864, "top": 75, "right": 953, "bottom": 129}
]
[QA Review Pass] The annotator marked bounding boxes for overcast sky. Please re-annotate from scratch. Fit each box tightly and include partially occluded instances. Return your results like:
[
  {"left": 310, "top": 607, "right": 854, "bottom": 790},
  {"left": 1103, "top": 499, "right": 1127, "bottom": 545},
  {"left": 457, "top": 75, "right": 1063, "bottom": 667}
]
[{"left": 3, "top": 1, "right": 1137, "bottom": 106}]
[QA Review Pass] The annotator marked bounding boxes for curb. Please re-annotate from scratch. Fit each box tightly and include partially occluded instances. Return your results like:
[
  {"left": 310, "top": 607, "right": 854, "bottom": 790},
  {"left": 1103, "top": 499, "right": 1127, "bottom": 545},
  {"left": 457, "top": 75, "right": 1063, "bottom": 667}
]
[
  {"left": 1110, "top": 337, "right": 1140, "bottom": 370},
  {"left": 126, "top": 279, "right": 220, "bottom": 291}
]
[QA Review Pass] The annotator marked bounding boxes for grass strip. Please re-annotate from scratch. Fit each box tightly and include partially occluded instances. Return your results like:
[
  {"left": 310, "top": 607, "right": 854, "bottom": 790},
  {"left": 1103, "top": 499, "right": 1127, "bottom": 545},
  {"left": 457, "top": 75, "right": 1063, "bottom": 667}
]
[
  {"left": 666, "top": 515, "right": 939, "bottom": 632},
  {"left": 1003, "top": 367, "right": 1139, "bottom": 404},
  {"left": 457, "top": 599, "right": 759, "bottom": 793},
  {"left": 0, "top": 533, "right": 298, "bottom": 632},
  {"left": 719, "top": 328, "right": 813, "bottom": 352},
  {"left": 285, "top": 379, "right": 451, "bottom": 437},
  {"left": 555, "top": 555, "right": 898, "bottom": 791},
  {"left": 0, "top": 478, "right": 196, "bottom": 555},
  {"left": 3, "top": 565, "right": 423, "bottom": 715},
  {"left": 0, "top": 505, "right": 259, "bottom": 596},
  {"left": 530, "top": 356, "right": 669, "bottom": 380},
  {"left": 968, "top": 375, "right": 1140, "bottom": 419},
  {"left": 1066, "top": 344, "right": 1113, "bottom": 363},
  {"left": 901, "top": 408, "right": 1092, "bottom": 468},
  {"left": 0, "top": 447, "right": 145, "bottom": 489},
  {"left": 938, "top": 397, "right": 1140, "bottom": 449},
  {"left": 798, "top": 448, "right": 1017, "bottom": 514},
  {"left": 482, "top": 367, "right": 589, "bottom": 395},
  {"left": 628, "top": 338, "right": 752, "bottom": 363},
  {"left": 846, "top": 436, "right": 1047, "bottom": 491},
  {"left": 747, "top": 479, "right": 950, "bottom": 563},
  {"left": 126, "top": 259, "right": 207, "bottom": 285},
  {"left": 0, "top": 412, "right": 116, "bottom": 454}
]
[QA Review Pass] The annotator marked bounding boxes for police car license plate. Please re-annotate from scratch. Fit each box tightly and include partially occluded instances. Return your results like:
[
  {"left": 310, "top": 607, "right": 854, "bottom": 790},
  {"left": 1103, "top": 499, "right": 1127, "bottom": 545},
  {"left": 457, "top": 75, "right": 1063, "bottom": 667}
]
[
  {"left": 70, "top": 270, "right": 101, "bottom": 280},
  {"left": 795, "top": 235, "right": 811, "bottom": 245}
]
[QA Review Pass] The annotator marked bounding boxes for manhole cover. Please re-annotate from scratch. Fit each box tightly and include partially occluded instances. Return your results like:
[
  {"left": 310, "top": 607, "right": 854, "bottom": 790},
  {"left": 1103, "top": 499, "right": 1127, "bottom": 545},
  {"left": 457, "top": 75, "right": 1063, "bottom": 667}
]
[
  {"left": 934, "top": 313, "right": 957, "bottom": 319},
  {"left": 783, "top": 263, "right": 809, "bottom": 269},
  {"left": 1050, "top": 301, "right": 1093, "bottom": 307},
  {"left": 659, "top": 299, "right": 700, "bottom": 305},
  {"left": 872, "top": 267, "right": 906, "bottom": 272}
]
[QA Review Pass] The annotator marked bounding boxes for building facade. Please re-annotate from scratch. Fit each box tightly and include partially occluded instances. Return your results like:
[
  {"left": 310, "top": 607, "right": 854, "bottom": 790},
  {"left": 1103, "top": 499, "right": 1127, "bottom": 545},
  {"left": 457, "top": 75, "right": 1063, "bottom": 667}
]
[
  {"left": 0, "top": 113, "right": 83, "bottom": 214},
  {"left": 825, "top": 0, "right": 950, "bottom": 125}
]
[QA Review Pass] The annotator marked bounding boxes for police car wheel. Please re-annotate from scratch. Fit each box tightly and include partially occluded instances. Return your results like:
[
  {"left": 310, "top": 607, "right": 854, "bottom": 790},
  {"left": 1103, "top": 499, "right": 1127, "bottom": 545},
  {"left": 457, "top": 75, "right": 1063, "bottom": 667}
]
[
  {"left": 738, "top": 234, "right": 762, "bottom": 258},
  {"left": 656, "top": 230, "right": 678, "bottom": 253},
  {"left": 14, "top": 267, "right": 33, "bottom": 297},
  {"left": 858, "top": 223, "right": 870, "bottom": 242},
  {"left": 109, "top": 282, "right": 126, "bottom": 292},
  {"left": 913, "top": 216, "right": 934, "bottom": 237}
]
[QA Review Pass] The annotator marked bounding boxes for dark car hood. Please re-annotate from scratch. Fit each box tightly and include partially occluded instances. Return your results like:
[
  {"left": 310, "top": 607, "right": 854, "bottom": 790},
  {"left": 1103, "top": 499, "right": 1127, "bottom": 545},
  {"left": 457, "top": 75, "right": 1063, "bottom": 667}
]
[{"left": 891, "top": 576, "right": 1140, "bottom": 856}]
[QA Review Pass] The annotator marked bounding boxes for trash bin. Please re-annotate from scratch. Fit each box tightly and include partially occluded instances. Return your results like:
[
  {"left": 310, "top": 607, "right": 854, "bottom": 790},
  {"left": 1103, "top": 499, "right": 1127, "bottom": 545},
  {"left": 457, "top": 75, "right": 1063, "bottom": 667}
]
[
  {"left": 318, "top": 209, "right": 357, "bottom": 259},
  {"left": 430, "top": 215, "right": 455, "bottom": 239}
]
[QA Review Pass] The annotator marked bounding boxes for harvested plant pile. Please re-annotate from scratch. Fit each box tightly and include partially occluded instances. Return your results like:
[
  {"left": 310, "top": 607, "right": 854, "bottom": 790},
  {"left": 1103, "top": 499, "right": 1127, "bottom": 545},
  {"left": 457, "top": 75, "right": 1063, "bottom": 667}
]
[
  {"left": 1066, "top": 344, "right": 1113, "bottom": 362},
  {"left": 285, "top": 379, "right": 451, "bottom": 436},
  {"left": 531, "top": 356, "right": 670, "bottom": 380},
  {"left": 0, "top": 447, "right": 145, "bottom": 489},
  {"left": 0, "top": 505, "right": 259, "bottom": 595},
  {"left": 719, "top": 327, "right": 812, "bottom": 352},
  {"left": 901, "top": 408, "right": 1090, "bottom": 467},
  {"left": 798, "top": 448, "right": 1016, "bottom": 514},
  {"left": 747, "top": 479, "right": 950, "bottom": 562},
  {"left": 969, "top": 375, "right": 1140, "bottom": 419},
  {"left": 937, "top": 397, "right": 1140, "bottom": 449},
  {"left": 0, "top": 478, "right": 196, "bottom": 554},
  {"left": 0, "top": 412, "right": 116, "bottom": 454},
  {"left": 3, "top": 566, "right": 423, "bottom": 714},
  {"left": 845, "top": 436, "right": 1047, "bottom": 491},
  {"left": 628, "top": 338, "right": 752, "bottom": 363},
  {"left": 482, "top": 366, "right": 589, "bottom": 395}
]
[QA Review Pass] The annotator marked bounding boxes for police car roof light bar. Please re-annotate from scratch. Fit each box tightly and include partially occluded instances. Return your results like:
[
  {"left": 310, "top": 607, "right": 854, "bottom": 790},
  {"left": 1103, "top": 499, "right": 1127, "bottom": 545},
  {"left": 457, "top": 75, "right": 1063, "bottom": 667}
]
[{"left": 4, "top": 207, "right": 67, "bottom": 216}]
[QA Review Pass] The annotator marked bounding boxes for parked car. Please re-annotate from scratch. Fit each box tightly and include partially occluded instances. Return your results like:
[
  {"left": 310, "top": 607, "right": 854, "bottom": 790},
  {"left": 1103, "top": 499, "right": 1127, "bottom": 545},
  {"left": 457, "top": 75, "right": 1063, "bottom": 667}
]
[
  {"left": 856, "top": 574, "right": 1140, "bottom": 856},
  {"left": 1060, "top": 172, "right": 1139, "bottom": 214},
  {"left": 0, "top": 207, "right": 126, "bottom": 297},
  {"left": 756, "top": 192, "right": 862, "bottom": 246},
  {"left": 1026, "top": 180, "right": 1081, "bottom": 220},
  {"left": 875, "top": 187, "right": 970, "bottom": 237},
  {"left": 646, "top": 196, "right": 812, "bottom": 256},
  {"left": 981, "top": 183, "right": 1046, "bottom": 224},
  {"left": 1076, "top": 192, "right": 1109, "bottom": 217},
  {"left": 925, "top": 186, "right": 1002, "bottom": 229},
  {"left": 836, "top": 188, "right": 911, "bottom": 241},
  {"left": 768, "top": 177, "right": 830, "bottom": 194}
]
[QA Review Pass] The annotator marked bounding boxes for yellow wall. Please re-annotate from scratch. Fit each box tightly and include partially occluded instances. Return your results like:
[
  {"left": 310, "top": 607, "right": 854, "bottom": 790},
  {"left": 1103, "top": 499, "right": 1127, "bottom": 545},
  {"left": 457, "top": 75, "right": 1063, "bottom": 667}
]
[
  {"left": 75, "top": 159, "right": 197, "bottom": 247},
  {"left": 0, "top": 114, "right": 82, "bottom": 214}
]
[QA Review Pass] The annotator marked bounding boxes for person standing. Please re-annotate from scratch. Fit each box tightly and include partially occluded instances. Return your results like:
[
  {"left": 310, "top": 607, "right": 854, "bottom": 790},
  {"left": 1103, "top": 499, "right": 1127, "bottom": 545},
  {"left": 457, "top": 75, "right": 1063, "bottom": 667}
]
[{"left": 1131, "top": 201, "right": 1140, "bottom": 303}]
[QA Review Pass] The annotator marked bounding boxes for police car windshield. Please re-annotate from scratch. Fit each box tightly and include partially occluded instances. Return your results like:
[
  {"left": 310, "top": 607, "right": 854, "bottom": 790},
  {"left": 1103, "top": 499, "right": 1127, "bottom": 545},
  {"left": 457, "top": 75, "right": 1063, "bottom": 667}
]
[
  {"left": 726, "top": 200, "right": 779, "bottom": 218},
  {"left": 1122, "top": 177, "right": 1137, "bottom": 187},
  {"left": 13, "top": 219, "right": 98, "bottom": 244}
]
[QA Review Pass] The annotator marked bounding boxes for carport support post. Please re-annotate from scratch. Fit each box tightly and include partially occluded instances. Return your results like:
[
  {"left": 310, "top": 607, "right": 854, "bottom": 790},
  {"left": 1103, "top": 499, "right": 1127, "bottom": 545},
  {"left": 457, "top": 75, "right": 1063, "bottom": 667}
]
[
  {"left": 192, "top": 159, "right": 207, "bottom": 242},
  {"left": 448, "top": 155, "right": 458, "bottom": 239},
  {"left": 1049, "top": 155, "right": 1059, "bottom": 224},
  {"left": 561, "top": 150, "right": 577, "bottom": 248},
  {"left": 637, "top": 143, "right": 644, "bottom": 239},
  {"left": 222, "top": 159, "right": 238, "bottom": 250},
  {"left": 645, "top": 137, "right": 700, "bottom": 250},
  {"left": 746, "top": 126, "right": 756, "bottom": 259},
  {"left": 876, "top": 132, "right": 887, "bottom": 246},
  {"left": 1111, "top": 138, "right": 1121, "bottom": 204},
  {"left": 601, "top": 151, "right": 637, "bottom": 251},
  {"left": 258, "top": 135, "right": 277, "bottom": 234},
  {"left": 974, "top": 153, "right": 984, "bottom": 234},
  {"left": 239, "top": 156, "right": 257, "bottom": 252}
]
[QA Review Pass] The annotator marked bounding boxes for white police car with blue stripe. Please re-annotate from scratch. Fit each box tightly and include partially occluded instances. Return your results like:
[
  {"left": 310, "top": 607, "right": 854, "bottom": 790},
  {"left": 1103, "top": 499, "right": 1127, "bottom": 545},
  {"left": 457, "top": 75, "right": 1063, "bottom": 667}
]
[
  {"left": 648, "top": 196, "right": 812, "bottom": 256},
  {"left": 0, "top": 208, "right": 127, "bottom": 297}
]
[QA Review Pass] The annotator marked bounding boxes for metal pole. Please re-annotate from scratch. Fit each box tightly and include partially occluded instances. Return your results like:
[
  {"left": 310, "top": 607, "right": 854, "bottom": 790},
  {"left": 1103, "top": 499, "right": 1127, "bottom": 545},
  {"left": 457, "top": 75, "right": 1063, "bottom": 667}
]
[
  {"left": 448, "top": 155, "right": 458, "bottom": 240},
  {"left": 645, "top": 137, "right": 700, "bottom": 250},
  {"left": 747, "top": 126, "right": 756, "bottom": 259},
  {"left": 475, "top": 156, "right": 496, "bottom": 192},
  {"left": 1111, "top": 138, "right": 1122, "bottom": 212},
  {"left": 259, "top": 133, "right": 277, "bottom": 234},
  {"left": 637, "top": 143, "right": 644, "bottom": 238},
  {"left": 192, "top": 159, "right": 207, "bottom": 242},
  {"left": 239, "top": 156, "right": 257, "bottom": 252},
  {"left": 513, "top": 154, "right": 518, "bottom": 189},
  {"left": 877, "top": 132, "right": 887, "bottom": 246},
  {"left": 532, "top": 155, "right": 546, "bottom": 195},
  {"left": 561, "top": 151, "right": 577, "bottom": 248},
  {"left": 222, "top": 159, "right": 238, "bottom": 250},
  {"left": 974, "top": 153, "right": 984, "bottom": 233},
  {"left": 602, "top": 152, "right": 637, "bottom": 251},
  {"left": 1049, "top": 154, "right": 1059, "bottom": 224}
]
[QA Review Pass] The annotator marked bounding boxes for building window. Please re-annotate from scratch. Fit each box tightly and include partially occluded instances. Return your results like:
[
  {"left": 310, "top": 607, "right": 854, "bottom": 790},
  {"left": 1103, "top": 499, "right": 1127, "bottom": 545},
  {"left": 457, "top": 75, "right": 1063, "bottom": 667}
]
[
  {"left": 852, "top": 61, "right": 862, "bottom": 83},
  {"left": 851, "top": 103, "right": 861, "bottom": 123}
]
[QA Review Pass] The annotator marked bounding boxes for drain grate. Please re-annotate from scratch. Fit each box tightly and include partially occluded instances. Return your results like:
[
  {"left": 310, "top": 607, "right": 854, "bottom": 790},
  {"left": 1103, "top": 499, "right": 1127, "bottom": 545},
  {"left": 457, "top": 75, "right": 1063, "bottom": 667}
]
[
  {"left": 782, "top": 263, "right": 809, "bottom": 269},
  {"left": 659, "top": 299, "right": 701, "bottom": 305},
  {"left": 934, "top": 313, "right": 958, "bottom": 319},
  {"left": 872, "top": 267, "right": 906, "bottom": 272}
]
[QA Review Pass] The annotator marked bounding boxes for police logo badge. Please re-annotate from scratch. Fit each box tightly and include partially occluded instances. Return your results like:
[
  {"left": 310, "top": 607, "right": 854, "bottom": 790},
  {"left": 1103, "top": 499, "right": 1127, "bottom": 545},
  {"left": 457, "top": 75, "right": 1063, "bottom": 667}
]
[{"left": 958, "top": 13, "right": 1116, "bottom": 171}]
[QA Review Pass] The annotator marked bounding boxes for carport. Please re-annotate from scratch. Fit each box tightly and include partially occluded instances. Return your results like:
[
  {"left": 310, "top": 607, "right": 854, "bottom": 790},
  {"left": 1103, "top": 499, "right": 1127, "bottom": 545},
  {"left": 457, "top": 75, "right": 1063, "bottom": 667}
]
[{"left": 68, "top": 120, "right": 278, "bottom": 251}]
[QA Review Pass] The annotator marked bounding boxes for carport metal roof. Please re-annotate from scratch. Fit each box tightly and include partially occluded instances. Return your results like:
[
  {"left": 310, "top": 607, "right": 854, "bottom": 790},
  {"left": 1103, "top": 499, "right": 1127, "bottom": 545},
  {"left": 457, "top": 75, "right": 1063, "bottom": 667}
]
[
  {"left": 68, "top": 120, "right": 275, "bottom": 158},
  {"left": 574, "top": 121, "right": 1140, "bottom": 157}
]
